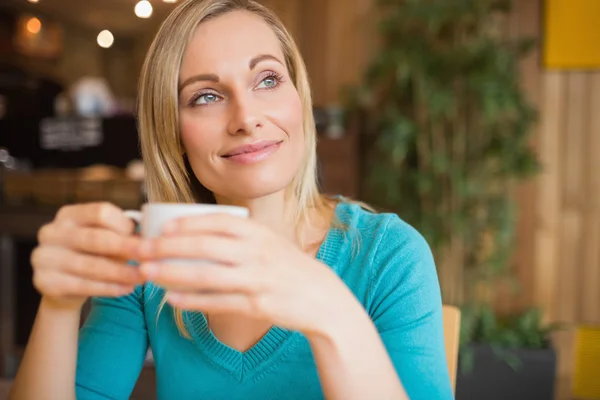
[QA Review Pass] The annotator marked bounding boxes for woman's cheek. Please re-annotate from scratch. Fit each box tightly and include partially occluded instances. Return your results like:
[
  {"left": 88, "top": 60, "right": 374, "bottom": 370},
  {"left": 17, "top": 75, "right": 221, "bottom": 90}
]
[
  {"left": 179, "top": 112, "right": 213, "bottom": 151},
  {"left": 263, "top": 90, "right": 303, "bottom": 138},
  {"left": 281, "top": 90, "right": 303, "bottom": 126}
]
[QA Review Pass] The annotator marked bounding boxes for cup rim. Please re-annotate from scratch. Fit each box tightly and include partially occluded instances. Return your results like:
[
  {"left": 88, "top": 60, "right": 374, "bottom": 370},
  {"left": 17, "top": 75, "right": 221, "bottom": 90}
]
[{"left": 141, "top": 202, "right": 248, "bottom": 214}]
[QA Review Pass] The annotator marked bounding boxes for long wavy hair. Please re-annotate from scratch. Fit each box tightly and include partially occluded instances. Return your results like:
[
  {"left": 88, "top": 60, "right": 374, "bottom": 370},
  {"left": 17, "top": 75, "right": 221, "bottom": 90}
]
[{"left": 137, "top": 0, "right": 328, "bottom": 335}]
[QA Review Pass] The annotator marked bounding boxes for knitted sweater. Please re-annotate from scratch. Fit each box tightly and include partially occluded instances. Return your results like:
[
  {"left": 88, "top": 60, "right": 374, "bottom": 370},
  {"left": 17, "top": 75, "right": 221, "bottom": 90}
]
[{"left": 76, "top": 202, "right": 454, "bottom": 399}]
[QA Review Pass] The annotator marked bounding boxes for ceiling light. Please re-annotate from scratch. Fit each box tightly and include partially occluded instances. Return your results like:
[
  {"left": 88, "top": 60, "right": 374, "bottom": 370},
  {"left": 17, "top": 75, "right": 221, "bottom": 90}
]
[
  {"left": 135, "top": 0, "right": 153, "bottom": 18},
  {"left": 163, "top": 0, "right": 177, "bottom": 3},
  {"left": 97, "top": 30, "right": 114, "bottom": 48},
  {"left": 26, "top": 17, "right": 41, "bottom": 34},
  {"left": 27, "top": 0, "right": 39, "bottom": 3}
]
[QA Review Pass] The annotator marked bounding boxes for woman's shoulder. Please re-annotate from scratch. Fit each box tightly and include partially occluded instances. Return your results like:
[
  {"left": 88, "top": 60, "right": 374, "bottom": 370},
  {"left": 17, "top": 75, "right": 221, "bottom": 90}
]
[
  {"left": 336, "top": 201, "right": 436, "bottom": 281},
  {"left": 335, "top": 201, "right": 440, "bottom": 308},
  {"left": 336, "top": 201, "right": 430, "bottom": 254}
]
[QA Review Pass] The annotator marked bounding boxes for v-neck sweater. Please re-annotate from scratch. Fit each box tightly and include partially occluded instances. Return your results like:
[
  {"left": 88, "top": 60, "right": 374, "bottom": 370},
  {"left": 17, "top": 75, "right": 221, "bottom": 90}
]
[{"left": 75, "top": 202, "right": 454, "bottom": 399}]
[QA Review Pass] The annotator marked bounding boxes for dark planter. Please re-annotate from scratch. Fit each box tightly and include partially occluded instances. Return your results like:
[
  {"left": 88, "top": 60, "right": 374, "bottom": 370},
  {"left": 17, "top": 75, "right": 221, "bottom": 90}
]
[{"left": 455, "top": 344, "right": 556, "bottom": 400}]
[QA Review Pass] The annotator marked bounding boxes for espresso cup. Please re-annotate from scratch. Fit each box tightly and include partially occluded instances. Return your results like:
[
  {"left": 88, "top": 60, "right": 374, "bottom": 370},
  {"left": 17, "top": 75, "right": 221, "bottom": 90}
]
[{"left": 124, "top": 203, "right": 249, "bottom": 263}]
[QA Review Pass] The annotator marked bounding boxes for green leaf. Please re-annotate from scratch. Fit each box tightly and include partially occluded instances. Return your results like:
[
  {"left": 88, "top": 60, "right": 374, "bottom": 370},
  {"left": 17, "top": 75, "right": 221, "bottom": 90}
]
[{"left": 350, "top": 0, "right": 540, "bottom": 323}]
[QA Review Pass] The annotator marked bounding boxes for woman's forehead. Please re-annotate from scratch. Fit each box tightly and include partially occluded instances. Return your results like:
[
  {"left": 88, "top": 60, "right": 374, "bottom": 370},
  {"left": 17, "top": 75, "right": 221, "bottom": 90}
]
[{"left": 181, "top": 10, "right": 284, "bottom": 75}]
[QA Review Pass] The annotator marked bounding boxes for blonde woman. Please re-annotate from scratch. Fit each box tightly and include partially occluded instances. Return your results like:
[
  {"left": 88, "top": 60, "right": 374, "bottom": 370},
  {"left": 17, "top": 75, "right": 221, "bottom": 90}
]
[{"left": 9, "top": 0, "right": 453, "bottom": 399}]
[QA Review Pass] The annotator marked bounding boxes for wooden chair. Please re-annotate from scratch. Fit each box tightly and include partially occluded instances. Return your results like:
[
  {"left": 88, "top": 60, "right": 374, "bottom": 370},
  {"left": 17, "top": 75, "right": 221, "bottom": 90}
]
[{"left": 442, "top": 305, "right": 461, "bottom": 393}]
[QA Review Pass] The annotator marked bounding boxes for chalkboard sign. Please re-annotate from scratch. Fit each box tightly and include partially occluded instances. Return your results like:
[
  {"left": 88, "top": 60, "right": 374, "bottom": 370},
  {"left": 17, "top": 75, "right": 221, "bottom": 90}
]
[
  {"left": 39, "top": 117, "right": 103, "bottom": 151},
  {"left": 0, "top": 116, "right": 139, "bottom": 169}
]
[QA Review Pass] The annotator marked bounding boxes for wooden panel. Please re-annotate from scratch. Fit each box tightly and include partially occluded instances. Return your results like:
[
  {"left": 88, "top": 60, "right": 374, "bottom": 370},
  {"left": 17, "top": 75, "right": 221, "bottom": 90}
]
[
  {"left": 520, "top": 33, "right": 600, "bottom": 400},
  {"left": 258, "top": 0, "right": 301, "bottom": 43},
  {"left": 582, "top": 73, "right": 600, "bottom": 324},
  {"left": 531, "top": 70, "right": 570, "bottom": 398},
  {"left": 533, "top": 71, "right": 565, "bottom": 323},
  {"left": 562, "top": 73, "right": 588, "bottom": 212},
  {"left": 317, "top": 134, "right": 359, "bottom": 197},
  {"left": 298, "top": 0, "right": 330, "bottom": 106},
  {"left": 296, "top": 0, "right": 375, "bottom": 106},
  {"left": 509, "top": 0, "right": 542, "bottom": 312},
  {"left": 324, "top": 0, "right": 346, "bottom": 104},
  {"left": 554, "top": 71, "right": 589, "bottom": 386},
  {"left": 325, "top": 0, "right": 376, "bottom": 105},
  {"left": 559, "top": 71, "right": 588, "bottom": 320}
]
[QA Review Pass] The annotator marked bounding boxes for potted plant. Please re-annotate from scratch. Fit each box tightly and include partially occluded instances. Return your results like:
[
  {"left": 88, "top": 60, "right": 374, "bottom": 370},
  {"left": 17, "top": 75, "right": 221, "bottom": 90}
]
[
  {"left": 456, "top": 305, "right": 560, "bottom": 400},
  {"left": 346, "top": 0, "right": 556, "bottom": 396},
  {"left": 348, "top": 0, "right": 540, "bottom": 305}
]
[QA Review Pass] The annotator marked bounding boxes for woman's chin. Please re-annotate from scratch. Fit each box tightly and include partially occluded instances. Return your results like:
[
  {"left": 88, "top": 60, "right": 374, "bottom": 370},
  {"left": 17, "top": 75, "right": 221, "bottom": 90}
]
[{"left": 213, "top": 175, "right": 294, "bottom": 201}]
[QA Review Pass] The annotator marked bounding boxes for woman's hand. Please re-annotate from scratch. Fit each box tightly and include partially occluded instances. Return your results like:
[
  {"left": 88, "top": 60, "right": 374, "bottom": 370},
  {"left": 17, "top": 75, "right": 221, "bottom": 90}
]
[
  {"left": 31, "top": 202, "right": 144, "bottom": 311},
  {"left": 137, "top": 213, "right": 363, "bottom": 337}
]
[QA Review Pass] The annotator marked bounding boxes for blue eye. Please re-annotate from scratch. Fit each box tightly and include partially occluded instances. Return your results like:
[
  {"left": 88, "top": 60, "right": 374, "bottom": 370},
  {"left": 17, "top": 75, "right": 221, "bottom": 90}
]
[
  {"left": 195, "top": 93, "right": 220, "bottom": 105},
  {"left": 257, "top": 77, "right": 277, "bottom": 89}
]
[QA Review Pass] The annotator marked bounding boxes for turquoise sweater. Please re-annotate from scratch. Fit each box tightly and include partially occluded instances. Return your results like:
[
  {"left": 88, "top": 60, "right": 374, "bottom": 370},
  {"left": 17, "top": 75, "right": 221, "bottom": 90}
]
[{"left": 76, "top": 202, "right": 454, "bottom": 399}]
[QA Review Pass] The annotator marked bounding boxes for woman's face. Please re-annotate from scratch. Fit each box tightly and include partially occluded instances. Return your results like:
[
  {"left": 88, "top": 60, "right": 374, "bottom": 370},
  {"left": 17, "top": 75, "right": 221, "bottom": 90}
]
[{"left": 178, "top": 10, "right": 304, "bottom": 202}]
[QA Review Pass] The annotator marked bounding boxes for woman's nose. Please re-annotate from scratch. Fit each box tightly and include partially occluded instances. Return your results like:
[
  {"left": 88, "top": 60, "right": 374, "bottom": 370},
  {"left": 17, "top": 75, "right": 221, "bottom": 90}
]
[{"left": 226, "top": 94, "right": 263, "bottom": 136}]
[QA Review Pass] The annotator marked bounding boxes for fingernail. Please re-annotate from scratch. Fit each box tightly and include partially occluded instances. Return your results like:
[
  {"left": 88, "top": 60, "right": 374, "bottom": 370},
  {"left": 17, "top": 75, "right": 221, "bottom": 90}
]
[
  {"left": 163, "top": 221, "right": 178, "bottom": 235},
  {"left": 140, "top": 263, "right": 158, "bottom": 277}
]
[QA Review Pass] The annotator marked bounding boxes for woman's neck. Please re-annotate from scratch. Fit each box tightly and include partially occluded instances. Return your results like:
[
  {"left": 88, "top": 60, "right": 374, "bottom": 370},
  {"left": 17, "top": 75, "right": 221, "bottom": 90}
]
[
  {"left": 215, "top": 191, "right": 298, "bottom": 244},
  {"left": 213, "top": 192, "right": 335, "bottom": 253}
]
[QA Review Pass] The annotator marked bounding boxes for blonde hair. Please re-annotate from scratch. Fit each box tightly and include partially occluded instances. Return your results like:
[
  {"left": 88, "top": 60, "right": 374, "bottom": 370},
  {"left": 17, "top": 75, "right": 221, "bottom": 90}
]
[{"left": 137, "top": 0, "right": 327, "bottom": 336}]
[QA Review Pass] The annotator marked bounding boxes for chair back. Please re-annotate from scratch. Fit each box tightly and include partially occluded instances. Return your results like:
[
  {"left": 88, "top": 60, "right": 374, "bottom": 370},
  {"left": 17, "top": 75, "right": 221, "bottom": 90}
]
[{"left": 442, "top": 305, "right": 461, "bottom": 393}]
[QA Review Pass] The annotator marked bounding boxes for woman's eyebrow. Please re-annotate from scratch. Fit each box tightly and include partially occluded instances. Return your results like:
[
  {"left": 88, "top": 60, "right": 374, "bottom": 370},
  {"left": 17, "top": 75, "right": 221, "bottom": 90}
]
[
  {"left": 249, "top": 54, "right": 283, "bottom": 70},
  {"left": 178, "top": 54, "right": 282, "bottom": 93},
  {"left": 179, "top": 73, "right": 219, "bottom": 93}
]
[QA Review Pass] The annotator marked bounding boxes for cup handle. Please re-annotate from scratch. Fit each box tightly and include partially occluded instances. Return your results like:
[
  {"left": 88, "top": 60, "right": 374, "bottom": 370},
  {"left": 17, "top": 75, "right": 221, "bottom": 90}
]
[{"left": 124, "top": 210, "right": 142, "bottom": 223}]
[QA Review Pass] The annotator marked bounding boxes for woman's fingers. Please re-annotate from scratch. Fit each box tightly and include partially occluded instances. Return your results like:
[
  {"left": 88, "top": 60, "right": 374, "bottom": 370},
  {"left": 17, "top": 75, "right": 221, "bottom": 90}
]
[
  {"left": 140, "top": 235, "right": 245, "bottom": 264},
  {"left": 162, "top": 213, "right": 259, "bottom": 238},
  {"left": 140, "top": 262, "right": 257, "bottom": 294},
  {"left": 165, "top": 291, "right": 255, "bottom": 315},
  {"left": 54, "top": 202, "right": 136, "bottom": 235},
  {"left": 38, "top": 223, "right": 140, "bottom": 261},
  {"left": 33, "top": 270, "right": 134, "bottom": 299},
  {"left": 31, "top": 246, "right": 143, "bottom": 285},
  {"left": 29, "top": 202, "right": 140, "bottom": 309}
]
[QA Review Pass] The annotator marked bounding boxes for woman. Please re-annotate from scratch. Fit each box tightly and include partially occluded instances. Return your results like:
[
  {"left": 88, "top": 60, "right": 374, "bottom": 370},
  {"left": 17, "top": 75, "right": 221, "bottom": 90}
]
[{"left": 9, "top": 0, "right": 453, "bottom": 399}]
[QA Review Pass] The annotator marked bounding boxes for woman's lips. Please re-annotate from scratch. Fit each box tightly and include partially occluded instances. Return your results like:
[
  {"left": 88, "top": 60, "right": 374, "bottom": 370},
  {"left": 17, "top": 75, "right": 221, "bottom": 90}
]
[{"left": 221, "top": 140, "right": 282, "bottom": 164}]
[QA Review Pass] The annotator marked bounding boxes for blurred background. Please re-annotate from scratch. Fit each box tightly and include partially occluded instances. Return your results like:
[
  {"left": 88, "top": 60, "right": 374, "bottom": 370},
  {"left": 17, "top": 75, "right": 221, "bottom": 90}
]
[{"left": 0, "top": 0, "right": 599, "bottom": 399}]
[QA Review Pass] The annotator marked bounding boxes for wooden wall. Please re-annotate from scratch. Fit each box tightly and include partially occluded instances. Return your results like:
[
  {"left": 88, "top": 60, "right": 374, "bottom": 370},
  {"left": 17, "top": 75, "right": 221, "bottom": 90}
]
[
  {"left": 506, "top": 1, "right": 600, "bottom": 397},
  {"left": 258, "top": 0, "right": 376, "bottom": 107},
  {"left": 540, "top": 69, "right": 600, "bottom": 398}
]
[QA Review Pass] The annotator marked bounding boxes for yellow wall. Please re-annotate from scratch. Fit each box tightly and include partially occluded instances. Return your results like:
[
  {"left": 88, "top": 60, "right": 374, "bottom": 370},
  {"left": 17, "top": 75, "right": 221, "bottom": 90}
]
[{"left": 544, "top": 0, "right": 600, "bottom": 68}]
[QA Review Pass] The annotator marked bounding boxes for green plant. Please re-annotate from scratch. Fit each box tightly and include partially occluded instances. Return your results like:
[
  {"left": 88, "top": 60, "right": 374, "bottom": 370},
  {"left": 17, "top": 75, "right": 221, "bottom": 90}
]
[
  {"left": 460, "top": 306, "right": 559, "bottom": 349},
  {"left": 458, "top": 304, "right": 562, "bottom": 373},
  {"left": 349, "top": 0, "right": 540, "bottom": 305}
]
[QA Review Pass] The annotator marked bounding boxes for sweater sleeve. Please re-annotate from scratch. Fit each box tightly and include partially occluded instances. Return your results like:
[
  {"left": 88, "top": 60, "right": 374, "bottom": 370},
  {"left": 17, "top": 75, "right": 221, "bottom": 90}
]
[
  {"left": 368, "top": 216, "right": 454, "bottom": 400},
  {"left": 75, "top": 285, "right": 149, "bottom": 400}
]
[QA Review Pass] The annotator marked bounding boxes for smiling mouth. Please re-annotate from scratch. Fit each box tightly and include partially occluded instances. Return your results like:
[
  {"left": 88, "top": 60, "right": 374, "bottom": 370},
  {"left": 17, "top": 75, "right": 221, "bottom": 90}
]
[
  {"left": 220, "top": 140, "right": 283, "bottom": 165},
  {"left": 221, "top": 140, "right": 283, "bottom": 158}
]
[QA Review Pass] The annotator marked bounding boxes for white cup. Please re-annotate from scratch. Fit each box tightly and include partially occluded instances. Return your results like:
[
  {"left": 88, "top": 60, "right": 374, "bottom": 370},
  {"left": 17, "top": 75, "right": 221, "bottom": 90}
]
[{"left": 124, "top": 203, "right": 249, "bottom": 263}]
